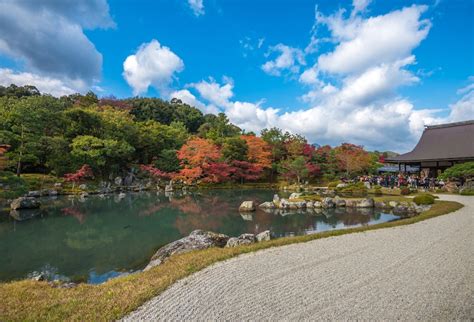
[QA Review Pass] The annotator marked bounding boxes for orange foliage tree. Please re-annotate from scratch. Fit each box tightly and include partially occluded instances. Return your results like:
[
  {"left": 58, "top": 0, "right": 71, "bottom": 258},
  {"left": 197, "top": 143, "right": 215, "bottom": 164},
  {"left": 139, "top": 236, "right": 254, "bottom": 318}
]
[
  {"left": 0, "top": 144, "right": 10, "bottom": 171},
  {"left": 241, "top": 135, "right": 272, "bottom": 169},
  {"left": 334, "top": 143, "right": 372, "bottom": 175},
  {"left": 176, "top": 137, "right": 221, "bottom": 183}
]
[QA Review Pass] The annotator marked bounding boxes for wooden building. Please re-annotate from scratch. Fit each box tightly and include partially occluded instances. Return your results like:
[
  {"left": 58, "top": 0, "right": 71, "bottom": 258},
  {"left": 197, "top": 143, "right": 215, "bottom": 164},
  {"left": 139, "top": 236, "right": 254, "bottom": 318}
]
[{"left": 386, "top": 120, "right": 474, "bottom": 177}]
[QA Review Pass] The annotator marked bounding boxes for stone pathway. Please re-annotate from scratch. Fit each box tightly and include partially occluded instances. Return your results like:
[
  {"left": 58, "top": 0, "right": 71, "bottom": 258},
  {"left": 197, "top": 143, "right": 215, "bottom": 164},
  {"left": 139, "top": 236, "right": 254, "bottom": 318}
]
[{"left": 124, "top": 195, "right": 473, "bottom": 320}]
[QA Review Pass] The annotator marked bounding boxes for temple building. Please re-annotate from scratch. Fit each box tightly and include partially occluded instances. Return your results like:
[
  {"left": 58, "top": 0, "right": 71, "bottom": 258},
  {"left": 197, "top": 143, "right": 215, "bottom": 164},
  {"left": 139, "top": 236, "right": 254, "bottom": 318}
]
[{"left": 386, "top": 120, "right": 474, "bottom": 177}]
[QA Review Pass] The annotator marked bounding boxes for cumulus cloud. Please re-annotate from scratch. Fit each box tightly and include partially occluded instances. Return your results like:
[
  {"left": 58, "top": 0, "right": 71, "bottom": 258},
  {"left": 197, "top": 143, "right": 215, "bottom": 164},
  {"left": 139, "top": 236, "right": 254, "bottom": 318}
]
[
  {"left": 188, "top": 0, "right": 204, "bottom": 16},
  {"left": 0, "top": 68, "right": 82, "bottom": 97},
  {"left": 123, "top": 39, "right": 184, "bottom": 95},
  {"left": 0, "top": 0, "right": 113, "bottom": 87},
  {"left": 261, "top": 44, "right": 306, "bottom": 76},
  {"left": 169, "top": 89, "right": 219, "bottom": 114},
  {"left": 317, "top": 5, "right": 430, "bottom": 74},
  {"left": 448, "top": 82, "right": 474, "bottom": 122}
]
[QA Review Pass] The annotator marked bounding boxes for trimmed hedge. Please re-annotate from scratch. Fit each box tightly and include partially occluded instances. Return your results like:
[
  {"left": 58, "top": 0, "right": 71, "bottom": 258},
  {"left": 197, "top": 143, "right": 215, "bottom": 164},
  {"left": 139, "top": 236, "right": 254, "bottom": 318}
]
[{"left": 413, "top": 194, "right": 435, "bottom": 205}]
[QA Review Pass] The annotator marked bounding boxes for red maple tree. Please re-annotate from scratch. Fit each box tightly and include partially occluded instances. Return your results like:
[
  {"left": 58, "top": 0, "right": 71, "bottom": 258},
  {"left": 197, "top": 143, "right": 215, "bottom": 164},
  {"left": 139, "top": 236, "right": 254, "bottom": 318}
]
[{"left": 63, "top": 164, "right": 93, "bottom": 189}]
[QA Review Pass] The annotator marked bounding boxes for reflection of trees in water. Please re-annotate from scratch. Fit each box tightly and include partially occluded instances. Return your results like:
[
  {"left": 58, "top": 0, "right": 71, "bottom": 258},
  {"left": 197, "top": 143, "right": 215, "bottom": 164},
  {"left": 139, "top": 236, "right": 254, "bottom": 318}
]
[{"left": 61, "top": 207, "right": 86, "bottom": 224}]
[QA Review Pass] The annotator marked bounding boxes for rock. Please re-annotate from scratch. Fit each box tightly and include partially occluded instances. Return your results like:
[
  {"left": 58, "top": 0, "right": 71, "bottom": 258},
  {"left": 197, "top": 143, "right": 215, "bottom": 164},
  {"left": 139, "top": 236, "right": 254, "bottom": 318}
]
[
  {"left": 145, "top": 230, "right": 229, "bottom": 270},
  {"left": 48, "top": 190, "right": 58, "bottom": 196},
  {"left": 80, "top": 192, "right": 89, "bottom": 198},
  {"left": 289, "top": 192, "right": 302, "bottom": 200},
  {"left": 54, "top": 182, "right": 62, "bottom": 188},
  {"left": 27, "top": 191, "right": 41, "bottom": 198},
  {"left": 345, "top": 199, "right": 357, "bottom": 208},
  {"left": 239, "top": 201, "right": 256, "bottom": 212},
  {"left": 389, "top": 201, "right": 398, "bottom": 208},
  {"left": 336, "top": 183, "right": 347, "bottom": 188},
  {"left": 114, "top": 176, "right": 123, "bottom": 186},
  {"left": 78, "top": 184, "right": 87, "bottom": 190},
  {"left": 287, "top": 201, "right": 306, "bottom": 209},
  {"left": 313, "top": 201, "right": 322, "bottom": 208},
  {"left": 31, "top": 272, "right": 47, "bottom": 281},
  {"left": 11, "top": 197, "right": 41, "bottom": 210},
  {"left": 225, "top": 233, "right": 256, "bottom": 247},
  {"left": 240, "top": 213, "right": 253, "bottom": 221},
  {"left": 322, "top": 197, "right": 335, "bottom": 208},
  {"left": 259, "top": 201, "right": 275, "bottom": 209},
  {"left": 334, "top": 197, "right": 346, "bottom": 207},
  {"left": 306, "top": 201, "right": 314, "bottom": 208},
  {"left": 393, "top": 204, "right": 409, "bottom": 216},
  {"left": 374, "top": 201, "right": 388, "bottom": 209},
  {"left": 356, "top": 198, "right": 374, "bottom": 208},
  {"left": 273, "top": 194, "right": 280, "bottom": 204},
  {"left": 118, "top": 192, "right": 126, "bottom": 199},
  {"left": 278, "top": 198, "right": 289, "bottom": 209},
  {"left": 165, "top": 180, "right": 173, "bottom": 192},
  {"left": 363, "top": 182, "right": 371, "bottom": 189},
  {"left": 256, "top": 230, "right": 271, "bottom": 242}
]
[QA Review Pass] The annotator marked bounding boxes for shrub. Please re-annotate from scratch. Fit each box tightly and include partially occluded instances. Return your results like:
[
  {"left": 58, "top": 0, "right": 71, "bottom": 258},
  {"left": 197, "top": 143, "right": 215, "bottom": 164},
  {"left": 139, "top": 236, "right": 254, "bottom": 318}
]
[
  {"left": 400, "top": 187, "right": 411, "bottom": 195},
  {"left": 439, "top": 161, "right": 474, "bottom": 180},
  {"left": 460, "top": 189, "right": 474, "bottom": 196},
  {"left": 327, "top": 180, "right": 341, "bottom": 188},
  {"left": 413, "top": 194, "right": 435, "bottom": 205},
  {"left": 336, "top": 181, "right": 368, "bottom": 197},
  {"left": 373, "top": 187, "right": 382, "bottom": 196},
  {"left": 0, "top": 171, "right": 28, "bottom": 199}
]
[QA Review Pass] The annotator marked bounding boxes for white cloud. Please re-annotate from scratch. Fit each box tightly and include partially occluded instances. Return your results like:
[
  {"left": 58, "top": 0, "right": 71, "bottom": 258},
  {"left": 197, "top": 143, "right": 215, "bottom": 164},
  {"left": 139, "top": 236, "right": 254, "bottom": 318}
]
[
  {"left": 169, "top": 89, "right": 219, "bottom": 114},
  {"left": 0, "top": 68, "right": 83, "bottom": 96},
  {"left": 317, "top": 5, "right": 431, "bottom": 74},
  {"left": 261, "top": 44, "right": 305, "bottom": 76},
  {"left": 123, "top": 39, "right": 184, "bottom": 95},
  {"left": 352, "top": 0, "right": 372, "bottom": 16},
  {"left": 0, "top": 0, "right": 113, "bottom": 86},
  {"left": 188, "top": 0, "right": 204, "bottom": 16},
  {"left": 190, "top": 78, "right": 234, "bottom": 107},
  {"left": 448, "top": 84, "right": 474, "bottom": 122}
]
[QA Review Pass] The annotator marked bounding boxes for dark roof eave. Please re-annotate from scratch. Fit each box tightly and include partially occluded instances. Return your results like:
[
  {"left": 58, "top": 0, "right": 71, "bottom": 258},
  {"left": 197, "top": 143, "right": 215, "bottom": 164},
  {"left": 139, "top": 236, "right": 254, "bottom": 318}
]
[{"left": 385, "top": 156, "right": 474, "bottom": 163}]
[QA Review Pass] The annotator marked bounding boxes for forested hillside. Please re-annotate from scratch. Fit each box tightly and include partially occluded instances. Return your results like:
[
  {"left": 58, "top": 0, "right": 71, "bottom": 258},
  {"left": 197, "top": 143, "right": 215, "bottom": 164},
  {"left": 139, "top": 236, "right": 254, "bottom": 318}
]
[{"left": 0, "top": 84, "right": 383, "bottom": 184}]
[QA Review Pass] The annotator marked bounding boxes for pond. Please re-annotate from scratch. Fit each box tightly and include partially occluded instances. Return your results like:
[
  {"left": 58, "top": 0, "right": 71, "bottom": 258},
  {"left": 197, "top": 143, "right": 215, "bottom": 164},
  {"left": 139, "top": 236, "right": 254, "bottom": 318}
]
[{"left": 0, "top": 189, "right": 400, "bottom": 284}]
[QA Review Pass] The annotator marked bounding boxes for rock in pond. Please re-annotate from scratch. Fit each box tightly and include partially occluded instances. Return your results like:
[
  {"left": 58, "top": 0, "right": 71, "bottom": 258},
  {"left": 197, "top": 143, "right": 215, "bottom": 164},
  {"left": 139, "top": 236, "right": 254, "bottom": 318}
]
[
  {"left": 356, "top": 198, "right": 374, "bottom": 208},
  {"left": 78, "top": 184, "right": 87, "bottom": 190},
  {"left": 239, "top": 201, "right": 256, "bottom": 212},
  {"left": 27, "top": 191, "right": 41, "bottom": 198},
  {"left": 259, "top": 201, "right": 275, "bottom": 209},
  {"left": 256, "top": 230, "right": 271, "bottom": 242},
  {"left": 322, "top": 197, "right": 335, "bottom": 208},
  {"left": 145, "top": 230, "right": 230, "bottom": 270},
  {"left": 226, "top": 233, "right": 256, "bottom": 247},
  {"left": 10, "top": 197, "right": 41, "bottom": 210},
  {"left": 289, "top": 192, "right": 302, "bottom": 200},
  {"left": 313, "top": 201, "right": 322, "bottom": 208},
  {"left": 334, "top": 197, "right": 346, "bottom": 207},
  {"left": 273, "top": 194, "right": 280, "bottom": 204}
]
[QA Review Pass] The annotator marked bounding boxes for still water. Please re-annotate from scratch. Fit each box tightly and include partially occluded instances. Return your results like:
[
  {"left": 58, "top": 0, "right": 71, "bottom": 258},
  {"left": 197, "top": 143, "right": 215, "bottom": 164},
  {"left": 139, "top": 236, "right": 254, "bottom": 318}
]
[{"left": 0, "top": 189, "right": 399, "bottom": 283}]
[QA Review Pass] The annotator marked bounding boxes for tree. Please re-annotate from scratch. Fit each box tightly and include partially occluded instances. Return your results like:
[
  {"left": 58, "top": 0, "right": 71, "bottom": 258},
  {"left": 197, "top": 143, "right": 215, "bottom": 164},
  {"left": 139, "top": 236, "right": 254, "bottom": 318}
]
[
  {"left": 278, "top": 156, "right": 309, "bottom": 184},
  {"left": 222, "top": 137, "right": 248, "bottom": 162},
  {"left": 231, "top": 160, "right": 263, "bottom": 183},
  {"left": 334, "top": 143, "right": 372, "bottom": 176},
  {"left": 63, "top": 164, "right": 94, "bottom": 189},
  {"left": 140, "top": 164, "right": 172, "bottom": 180},
  {"left": 439, "top": 161, "right": 474, "bottom": 180},
  {"left": 241, "top": 135, "right": 272, "bottom": 169},
  {"left": 0, "top": 144, "right": 9, "bottom": 170},
  {"left": 70, "top": 135, "right": 134, "bottom": 175},
  {"left": 177, "top": 137, "right": 220, "bottom": 167}
]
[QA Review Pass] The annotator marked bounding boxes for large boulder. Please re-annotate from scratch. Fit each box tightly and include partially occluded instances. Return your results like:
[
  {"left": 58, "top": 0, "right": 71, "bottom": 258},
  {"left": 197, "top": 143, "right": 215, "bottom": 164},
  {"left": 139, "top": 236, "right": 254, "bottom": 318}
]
[
  {"left": 226, "top": 233, "right": 256, "bottom": 247},
  {"left": 322, "top": 197, "right": 335, "bottom": 208},
  {"left": 145, "top": 230, "right": 229, "bottom": 270},
  {"left": 259, "top": 201, "right": 275, "bottom": 209},
  {"left": 10, "top": 197, "right": 41, "bottom": 210},
  {"left": 289, "top": 192, "right": 302, "bottom": 200},
  {"left": 273, "top": 194, "right": 280, "bottom": 204},
  {"left": 27, "top": 191, "right": 41, "bottom": 198},
  {"left": 334, "top": 197, "right": 346, "bottom": 207},
  {"left": 345, "top": 199, "right": 357, "bottom": 208},
  {"left": 239, "top": 201, "right": 256, "bottom": 212},
  {"left": 313, "top": 201, "right": 322, "bottom": 208},
  {"left": 356, "top": 198, "right": 374, "bottom": 208},
  {"left": 256, "top": 230, "right": 271, "bottom": 242}
]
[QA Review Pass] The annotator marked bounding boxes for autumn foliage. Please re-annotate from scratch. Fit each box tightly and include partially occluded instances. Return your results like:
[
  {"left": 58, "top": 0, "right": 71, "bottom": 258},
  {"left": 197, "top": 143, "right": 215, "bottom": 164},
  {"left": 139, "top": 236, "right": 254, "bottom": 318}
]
[{"left": 63, "top": 164, "right": 94, "bottom": 187}]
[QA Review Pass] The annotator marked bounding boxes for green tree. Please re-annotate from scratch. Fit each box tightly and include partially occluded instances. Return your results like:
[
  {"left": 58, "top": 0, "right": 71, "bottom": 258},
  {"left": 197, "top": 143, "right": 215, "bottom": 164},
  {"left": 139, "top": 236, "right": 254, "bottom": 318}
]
[{"left": 222, "top": 137, "right": 248, "bottom": 162}]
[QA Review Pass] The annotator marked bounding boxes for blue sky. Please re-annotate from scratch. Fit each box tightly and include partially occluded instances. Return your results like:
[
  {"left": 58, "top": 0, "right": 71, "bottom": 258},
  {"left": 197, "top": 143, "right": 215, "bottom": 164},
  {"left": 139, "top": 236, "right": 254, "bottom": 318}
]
[{"left": 0, "top": 0, "right": 473, "bottom": 151}]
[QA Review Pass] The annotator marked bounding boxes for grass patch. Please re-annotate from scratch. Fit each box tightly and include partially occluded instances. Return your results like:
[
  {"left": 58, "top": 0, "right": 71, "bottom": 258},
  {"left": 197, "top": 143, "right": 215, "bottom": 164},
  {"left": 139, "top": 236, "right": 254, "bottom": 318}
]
[{"left": 0, "top": 199, "right": 463, "bottom": 321}]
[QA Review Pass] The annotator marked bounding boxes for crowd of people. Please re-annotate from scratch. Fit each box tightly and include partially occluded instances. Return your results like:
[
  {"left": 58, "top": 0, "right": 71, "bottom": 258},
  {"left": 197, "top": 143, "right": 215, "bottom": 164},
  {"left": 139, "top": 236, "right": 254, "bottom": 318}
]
[{"left": 353, "top": 173, "right": 446, "bottom": 191}]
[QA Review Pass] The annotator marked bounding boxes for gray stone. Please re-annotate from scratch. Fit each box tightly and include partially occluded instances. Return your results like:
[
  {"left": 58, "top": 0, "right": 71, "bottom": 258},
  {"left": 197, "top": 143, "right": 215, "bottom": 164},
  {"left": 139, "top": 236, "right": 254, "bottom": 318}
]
[
  {"left": 240, "top": 213, "right": 253, "bottom": 221},
  {"left": 226, "top": 233, "right": 256, "bottom": 247},
  {"left": 48, "top": 190, "right": 58, "bottom": 196},
  {"left": 145, "top": 230, "right": 229, "bottom": 270},
  {"left": 356, "top": 198, "right": 374, "bottom": 208},
  {"left": 389, "top": 201, "right": 398, "bottom": 208},
  {"left": 273, "top": 194, "right": 280, "bottom": 204},
  {"left": 322, "top": 197, "right": 335, "bottom": 208},
  {"left": 114, "top": 176, "right": 123, "bottom": 186},
  {"left": 374, "top": 201, "right": 388, "bottom": 209},
  {"left": 259, "top": 201, "right": 275, "bottom": 209},
  {"left": 336, "top": 183, "right": 348, "bottom": 188},
  {"left": 345, "top": 199, "right": 357, "bottom": 208},
  {"left": 27, "top": 191, "right": 41, "bottom": 198},
  {"left": 313, "top": 201, "right": 322, "bottom": 208},
  {"left": 289, "top": 192, "right": 302, "bottom": 200},
  {"left": 78, "top": 184, "right": 87, "bottom": 190},
  {"left": 239, "top": 201, "right": 256, "bottom": 212},
  {"left": 10, "top": 197, "right": 41, "bottom": 210},
  {"left": 10, "top": 209, "right": 42, "bottom": 221},
  {"left": 54, "top": 182, "right": 62, "bottom": 188},
  {"left": 256, "top": 230, "right": 271, "bottom": 242},
  {"left": 306, "top": 201, "right": 314, "bottom": 208},
  {"left": 334, "top": 197, "right": 346, "bottom": 207}
]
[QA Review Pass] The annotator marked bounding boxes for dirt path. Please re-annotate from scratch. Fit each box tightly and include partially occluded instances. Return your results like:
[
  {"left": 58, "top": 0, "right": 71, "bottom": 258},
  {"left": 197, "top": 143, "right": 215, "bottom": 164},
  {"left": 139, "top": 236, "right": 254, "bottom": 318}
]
[{"left": 124, "top": 195, "right": 473, "bottom": 320}]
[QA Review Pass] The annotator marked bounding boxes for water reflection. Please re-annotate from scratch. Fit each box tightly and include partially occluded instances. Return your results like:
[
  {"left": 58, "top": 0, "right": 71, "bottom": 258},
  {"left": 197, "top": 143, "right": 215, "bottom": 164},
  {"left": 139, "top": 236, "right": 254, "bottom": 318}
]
[{"left": 0, "top": 190, "right": 399, "bottom": 283}]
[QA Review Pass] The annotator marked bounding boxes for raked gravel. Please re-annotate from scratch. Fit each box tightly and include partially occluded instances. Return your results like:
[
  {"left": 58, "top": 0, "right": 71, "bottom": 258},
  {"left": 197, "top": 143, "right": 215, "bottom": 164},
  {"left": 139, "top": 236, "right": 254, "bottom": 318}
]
[{"left": 123, "top": 194, "right": 474, "bottom": 320}]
